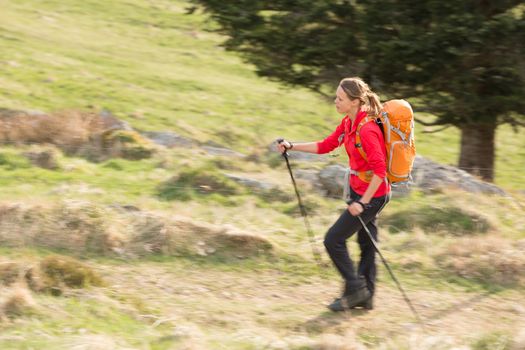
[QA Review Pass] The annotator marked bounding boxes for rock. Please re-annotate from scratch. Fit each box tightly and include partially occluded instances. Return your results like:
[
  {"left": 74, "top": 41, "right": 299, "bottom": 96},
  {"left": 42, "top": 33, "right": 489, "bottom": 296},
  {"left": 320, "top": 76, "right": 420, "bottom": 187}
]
[
  {"left": 304, "top": 156, "right": 506, "bottom": 199},
  {"left": 142, "top": 131, "right": 196, "bottom": 148},
  {"left": 23, "top": 149, "right": 59, "bottom": 170},
  {"left": 318, "top": 164, "right": 346, "bottom": 198},
  {"left": 267, "top": 142, "right": 328, "bottom": 162},
  {"left": 285, "top": 151, "right": 328, "bottom": 162},
  {"left": 99, "top": 110, "right": 133, "bottom": 132},
  {"left": 225, "top": 174, "right": 277, "bottom": 191},
  {"left": 412, "top": 155, "right": 506, "bottom": 195},
  {"left": 202, "top": 145, "right": 245, "bottom": 158},
  {"left": 294, "top": 169, "right": 326, "bottom": 194},
  {"left": 390, "top": 182, "right": 413, "bottom": 198}
]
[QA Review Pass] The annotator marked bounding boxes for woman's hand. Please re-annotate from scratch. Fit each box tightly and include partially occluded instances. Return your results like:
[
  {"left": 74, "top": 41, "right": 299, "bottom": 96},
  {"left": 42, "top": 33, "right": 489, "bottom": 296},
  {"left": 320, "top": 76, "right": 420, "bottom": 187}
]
[
  {"left": 347, "top": 202, "right": 364, "bottom": 216},
  {"left": 276, "top": 139, "right": 293, "bottom": 154}
]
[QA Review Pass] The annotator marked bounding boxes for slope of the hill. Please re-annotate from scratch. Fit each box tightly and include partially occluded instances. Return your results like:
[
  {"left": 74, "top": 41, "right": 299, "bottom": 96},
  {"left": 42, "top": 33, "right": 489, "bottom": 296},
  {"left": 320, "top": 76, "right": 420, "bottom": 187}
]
[
  {"left": 0, "top": 0, "right": 524, "bottom": 189},
  {"left": 0, "top": 1, "right": 524, "bottom": 349}
]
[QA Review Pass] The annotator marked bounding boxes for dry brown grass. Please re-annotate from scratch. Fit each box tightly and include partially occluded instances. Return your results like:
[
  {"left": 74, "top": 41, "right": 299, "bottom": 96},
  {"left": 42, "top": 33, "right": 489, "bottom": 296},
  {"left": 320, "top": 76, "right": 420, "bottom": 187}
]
[
  {"left": 0, "top": 286, "right": 35, "bottom": 321},
  {"left": 314, "top": 330, "right": 367, "bottom": 350},
  {"left": 0, "top": 109, "right": 155, "bottom": 160},
  {"left": 0, "top": 201, "right": 273, "bottom": 259},
  {"left": 436, "top": 235, "right": 525, "bottom": 287},
  {"left": 0, "top": 109, "right": 102, "bottom": 151},
  {"left": 0, "top": 262, "right": 23, "bottom": 286},
  {"left": 0, "top": 201, "right": 127, "bottom": 255},
  {"left": 127, "top": 213, "right": 273, "bottom": 258}
]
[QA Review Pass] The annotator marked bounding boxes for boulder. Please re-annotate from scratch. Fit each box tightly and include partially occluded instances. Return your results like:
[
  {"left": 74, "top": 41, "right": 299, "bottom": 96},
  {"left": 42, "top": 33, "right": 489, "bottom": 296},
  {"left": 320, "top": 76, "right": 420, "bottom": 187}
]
[
  {"left": 318, "top": 164, "right": 346, "bottom": 198},
  {"left": 412, "top": 156, "right": 506, "bottom": 195},
  {"left": 310, "top": 155, "right": 506, "bottom": 199}
]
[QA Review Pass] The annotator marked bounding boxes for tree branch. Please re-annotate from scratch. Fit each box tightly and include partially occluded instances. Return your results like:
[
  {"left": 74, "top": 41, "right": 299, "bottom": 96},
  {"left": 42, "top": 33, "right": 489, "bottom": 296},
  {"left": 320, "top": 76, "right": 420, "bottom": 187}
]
[
  {"left": 414, "top": 117, "right": 444, "bottom": 127},
  {"left": 498, "top": 114, "right": 525, "bottom": 131},
  {"left": 422, "top": 125, "right": 451, "bottom": 133}
]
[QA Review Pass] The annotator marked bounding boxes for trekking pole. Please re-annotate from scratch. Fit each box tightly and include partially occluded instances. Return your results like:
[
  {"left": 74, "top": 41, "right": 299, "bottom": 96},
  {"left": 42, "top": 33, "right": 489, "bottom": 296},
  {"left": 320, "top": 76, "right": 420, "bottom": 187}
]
[
  {"left": 357, "top": 215, "right": 425, "bottom": 327},
  {"left": 277, "top": 139, "right": 325, "bottom": 271}
]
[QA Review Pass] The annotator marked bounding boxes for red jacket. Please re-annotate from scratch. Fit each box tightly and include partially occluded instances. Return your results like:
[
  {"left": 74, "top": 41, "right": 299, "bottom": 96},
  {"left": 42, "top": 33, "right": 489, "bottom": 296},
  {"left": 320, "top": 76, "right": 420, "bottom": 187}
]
[{"left": 317, "top": 110, "right": 390, "bottom": 197}]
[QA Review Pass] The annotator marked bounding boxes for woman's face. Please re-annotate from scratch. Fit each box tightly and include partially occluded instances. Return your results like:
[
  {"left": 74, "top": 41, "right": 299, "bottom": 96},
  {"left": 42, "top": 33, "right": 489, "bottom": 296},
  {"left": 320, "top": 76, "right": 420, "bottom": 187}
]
[{"left": 334, "top": 86, "right": 359, "bottom": 115}]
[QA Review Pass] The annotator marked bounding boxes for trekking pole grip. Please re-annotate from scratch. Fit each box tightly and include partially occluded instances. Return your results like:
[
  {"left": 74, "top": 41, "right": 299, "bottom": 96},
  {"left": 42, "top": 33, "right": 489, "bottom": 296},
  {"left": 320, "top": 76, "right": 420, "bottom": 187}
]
[{"left": 276, "top": 138, "right": 290, "bottom": 157}]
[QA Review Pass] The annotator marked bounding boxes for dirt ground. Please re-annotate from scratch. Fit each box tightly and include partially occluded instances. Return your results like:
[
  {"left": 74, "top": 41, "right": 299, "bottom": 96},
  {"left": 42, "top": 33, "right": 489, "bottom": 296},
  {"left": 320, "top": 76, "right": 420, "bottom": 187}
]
[{"left": 98, "top": 262, "right": 525, "bottom": 349}]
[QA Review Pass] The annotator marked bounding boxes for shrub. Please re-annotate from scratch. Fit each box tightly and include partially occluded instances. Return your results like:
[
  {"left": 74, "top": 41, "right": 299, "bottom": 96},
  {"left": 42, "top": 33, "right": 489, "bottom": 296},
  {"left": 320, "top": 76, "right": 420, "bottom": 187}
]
[
  {"left": 101, "top": 130, "right": 155, "bottom": 160},
  {"left": 0, "top": 287, "right": 35, "bottom": 320},
  {"left": 0, "top": 201, "right": 273, "bottom": 261},
  {"left": 128, "top": 214, "right": 273, "bottom": 259},
  {"left": 26, "top": 255, "right": 104, "bottom": 296},
  {"left": 0, "top": 201, "right": 126, "bottom": 255},
  {"left": 0, "top": 262, "right": 23, "bottom": 286},
  {"left": 157, "top": 166, "right": 242, "bottom": 201}
]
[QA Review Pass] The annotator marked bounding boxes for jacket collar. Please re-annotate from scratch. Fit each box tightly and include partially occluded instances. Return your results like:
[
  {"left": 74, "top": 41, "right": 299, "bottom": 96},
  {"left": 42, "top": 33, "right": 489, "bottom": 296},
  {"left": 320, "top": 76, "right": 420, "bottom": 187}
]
[{"left": 347, "top": 110, "right": 368, "bottom": 134}]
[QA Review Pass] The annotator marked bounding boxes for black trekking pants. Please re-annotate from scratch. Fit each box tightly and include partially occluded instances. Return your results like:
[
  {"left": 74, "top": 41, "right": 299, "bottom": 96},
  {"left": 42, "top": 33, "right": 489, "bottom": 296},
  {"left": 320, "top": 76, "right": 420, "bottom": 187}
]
[{"left": 323, "top": 191, "right": 389, "bottom": 296}]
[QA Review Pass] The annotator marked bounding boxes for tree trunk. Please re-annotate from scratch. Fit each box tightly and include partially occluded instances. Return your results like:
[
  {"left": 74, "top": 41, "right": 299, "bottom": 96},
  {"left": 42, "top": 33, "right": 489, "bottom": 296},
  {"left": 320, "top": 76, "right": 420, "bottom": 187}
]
[{"left": 458, "top": 121, "right": 495, "bottom": 182}]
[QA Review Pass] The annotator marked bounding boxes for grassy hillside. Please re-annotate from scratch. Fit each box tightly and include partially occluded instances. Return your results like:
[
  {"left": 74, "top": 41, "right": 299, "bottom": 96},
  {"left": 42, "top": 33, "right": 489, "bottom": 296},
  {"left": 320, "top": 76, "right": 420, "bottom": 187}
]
[
  {"left": 0, "top": 0, "right": 524, "bottom": 189},
  {"left": 1, "top": 1, "right": 524, "bottom": 349}
]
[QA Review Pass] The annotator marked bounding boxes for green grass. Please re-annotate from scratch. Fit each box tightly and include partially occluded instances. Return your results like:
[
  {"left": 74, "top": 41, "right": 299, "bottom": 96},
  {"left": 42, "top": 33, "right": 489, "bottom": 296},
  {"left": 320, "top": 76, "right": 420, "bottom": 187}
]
[{"left": 0, "top": 296, "right": 173, "bottom": 350}]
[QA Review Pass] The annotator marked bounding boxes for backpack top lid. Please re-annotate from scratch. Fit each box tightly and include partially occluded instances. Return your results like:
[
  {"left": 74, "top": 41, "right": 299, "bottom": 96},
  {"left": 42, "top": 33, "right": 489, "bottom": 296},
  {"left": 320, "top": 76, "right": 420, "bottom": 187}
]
[{"left": 382, "top": 99, "right": 413, "bottom": 120}]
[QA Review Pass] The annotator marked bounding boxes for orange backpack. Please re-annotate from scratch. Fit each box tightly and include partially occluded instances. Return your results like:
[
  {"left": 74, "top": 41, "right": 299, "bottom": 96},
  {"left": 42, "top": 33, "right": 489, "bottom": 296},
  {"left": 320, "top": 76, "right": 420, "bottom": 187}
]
[{"left": 355, "top": 99, "right": 416, "bottom": 184}]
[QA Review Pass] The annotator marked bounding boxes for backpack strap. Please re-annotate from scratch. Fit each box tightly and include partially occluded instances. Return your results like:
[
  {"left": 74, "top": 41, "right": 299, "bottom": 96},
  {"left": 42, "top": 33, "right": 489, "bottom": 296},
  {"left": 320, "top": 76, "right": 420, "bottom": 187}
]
[
  {"left": 353, "top": 116, "right": 375, "bottom": 183},
  {"left": 355, "top": 117, "right": 373, "bottom": 161}
]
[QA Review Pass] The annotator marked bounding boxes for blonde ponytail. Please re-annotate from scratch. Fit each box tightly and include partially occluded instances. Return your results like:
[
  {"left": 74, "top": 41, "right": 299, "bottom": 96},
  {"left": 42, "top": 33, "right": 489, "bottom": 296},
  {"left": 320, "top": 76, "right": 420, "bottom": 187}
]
[
  {"left": 339, "top": 77, "right": 382, "bottom": 116},
  {"left": 366, "top": 91, "right": 382, "bottom": 117}
]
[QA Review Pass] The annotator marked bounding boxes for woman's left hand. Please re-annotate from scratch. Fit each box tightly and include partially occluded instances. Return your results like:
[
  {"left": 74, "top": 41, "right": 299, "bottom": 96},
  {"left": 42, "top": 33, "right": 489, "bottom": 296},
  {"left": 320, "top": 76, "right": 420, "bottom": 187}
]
[{"left": 347, "top": 202, "right": 364, "bottom": 216}]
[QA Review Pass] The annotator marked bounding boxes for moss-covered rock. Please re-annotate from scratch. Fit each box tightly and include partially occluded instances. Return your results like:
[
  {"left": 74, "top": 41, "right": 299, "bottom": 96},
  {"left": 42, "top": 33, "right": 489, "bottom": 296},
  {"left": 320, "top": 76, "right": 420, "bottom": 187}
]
[{"left": 101, "top": 130, "right": 155, "bottom": 160}]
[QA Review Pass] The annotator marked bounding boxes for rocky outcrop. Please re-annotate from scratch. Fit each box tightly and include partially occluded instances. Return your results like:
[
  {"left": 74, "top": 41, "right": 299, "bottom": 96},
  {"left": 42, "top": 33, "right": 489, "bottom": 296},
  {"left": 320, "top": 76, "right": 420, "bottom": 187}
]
[
  {"left": 411, "top": 156, "right": 506, "bottom": 195},
  {"left": 290, "top": 156, "right": 507, "bottom": 198},
  {"left": 318, "top": 165, "right": 347, "bottom": 197}
]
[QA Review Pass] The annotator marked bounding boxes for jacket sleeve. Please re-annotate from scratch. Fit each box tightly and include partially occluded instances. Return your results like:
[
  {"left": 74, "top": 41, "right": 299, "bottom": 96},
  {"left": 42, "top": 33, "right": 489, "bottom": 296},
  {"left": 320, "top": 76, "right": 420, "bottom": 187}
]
[
  {"left": 316, "top": 118, "right": 345, "bottom": 154},
  {"left": 360, "top": 124, "right": 387, "bottom": 178}
]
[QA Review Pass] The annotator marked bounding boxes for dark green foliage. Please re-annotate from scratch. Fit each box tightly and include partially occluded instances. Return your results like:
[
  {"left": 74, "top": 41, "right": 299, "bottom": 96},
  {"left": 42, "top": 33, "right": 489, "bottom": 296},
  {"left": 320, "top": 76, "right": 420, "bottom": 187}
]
[
  {"left": 191, "top": 0, "right": 524, "bottom": 123},
  {"left": 190, "top": 0, "right": 525, "bottom": 180},
  {"left": 190, "top": 0, "right": 363, "bottom": 92}
]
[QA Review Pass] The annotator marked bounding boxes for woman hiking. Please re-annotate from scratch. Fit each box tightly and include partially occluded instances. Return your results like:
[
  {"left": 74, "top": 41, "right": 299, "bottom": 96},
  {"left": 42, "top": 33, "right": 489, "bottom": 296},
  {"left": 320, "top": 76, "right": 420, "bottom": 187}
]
[{"left": 277, "top": 77, "right": 391, "bottom": 311}]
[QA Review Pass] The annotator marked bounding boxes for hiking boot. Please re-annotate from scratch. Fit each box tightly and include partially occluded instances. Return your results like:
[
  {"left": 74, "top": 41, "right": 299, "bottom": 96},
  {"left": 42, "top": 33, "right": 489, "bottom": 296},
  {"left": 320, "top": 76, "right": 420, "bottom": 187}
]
[
  {"left": 327, "top": 284, "right": 371, "bottom": 312},
  {"left": 351, "top": 296, "right": 373, "bottom": 310}
]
